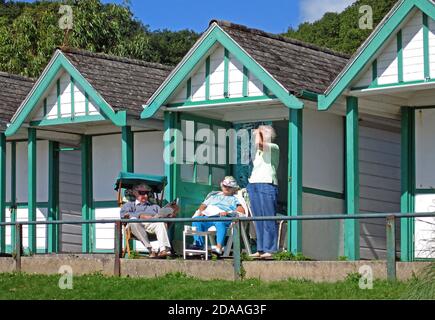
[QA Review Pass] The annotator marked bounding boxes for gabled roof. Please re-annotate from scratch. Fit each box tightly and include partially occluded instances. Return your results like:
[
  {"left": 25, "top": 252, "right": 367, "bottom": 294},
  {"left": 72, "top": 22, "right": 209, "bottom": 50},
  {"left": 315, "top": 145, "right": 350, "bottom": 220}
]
[
  {"left": 62, "top": 48, "right": 174, "bottom": 116},
  {"left": 318, "top": 0, "right": 435, "bottom": 110},
  {"left": 0, "top": 72, "right": 34, "bottom": 132},
  {"left": 215, "top": 20, "right": 350, "bottom": 95},
  {"left": 141, "top": 20, "right": 349, "bottom": 118},
  {"left": 5, "top": 48, "right": 174, "bottom": 136}
]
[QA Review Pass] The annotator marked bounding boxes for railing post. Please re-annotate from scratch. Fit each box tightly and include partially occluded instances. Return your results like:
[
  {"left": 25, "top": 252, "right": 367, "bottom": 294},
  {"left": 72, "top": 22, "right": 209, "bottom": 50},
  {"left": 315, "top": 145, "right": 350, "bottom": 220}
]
[
  {"left": 386, "top": 215, "right": 396, "bottom": 281},
  {"left": 114, "top": 221, "right": 122, "bottom": 277},
  {"left": 15, "top": 223, "right": 22, "bottom": 272},
  {"left": 232, "top": 220, "right": 242, "bottom": 281}
]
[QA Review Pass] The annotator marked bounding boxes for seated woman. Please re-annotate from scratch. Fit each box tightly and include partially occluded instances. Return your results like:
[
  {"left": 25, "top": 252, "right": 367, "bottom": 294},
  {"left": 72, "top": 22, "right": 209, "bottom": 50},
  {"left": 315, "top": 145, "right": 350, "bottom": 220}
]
[{"left": 191, "top": 176, "right": 245, "bottom": 255}]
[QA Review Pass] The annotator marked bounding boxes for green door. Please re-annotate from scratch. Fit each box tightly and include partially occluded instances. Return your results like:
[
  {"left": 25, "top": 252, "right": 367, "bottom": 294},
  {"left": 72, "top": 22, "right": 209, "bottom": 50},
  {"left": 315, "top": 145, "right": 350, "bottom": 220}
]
[{"left": 173, "top": 113, "right": 232, "bottom": 249}]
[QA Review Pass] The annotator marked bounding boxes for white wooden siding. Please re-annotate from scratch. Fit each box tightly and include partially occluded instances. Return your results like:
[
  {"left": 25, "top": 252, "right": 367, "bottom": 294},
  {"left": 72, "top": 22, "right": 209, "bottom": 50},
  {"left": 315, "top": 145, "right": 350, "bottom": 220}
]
[
  {"left": 32, "top": 71, "right": 100, "bottom": 121},
  {"left": 303, "top": 109, "right": 344, "bottom": 193},
  {"left": 15, "top": 208, "right": 47, "bottom": 251},
  {"left": 59, "top": 149, "right": 82, "bottom": 253},
  {"left": 353, "top": 9, "right": 435, "bottom": 88},
  {"left": 359, "top": 121, "right": 401, "bottom": 260},
  {"left": 377, "top": 37, "right": 399, "bottom": 85},
  {"left": 5, "top": 209, "right": 11, "bottom": 247},
  {"left": 92, "top": 134, "right": 122, "bottom": 202},
  {"left": 94, "top": 208, "right": 118, "bottom": 250},
  {"left": 168, "top": 44, "right": 268, "bottom": 105},
  {"left": 402, "top": 10, "right": 424, "bottom": 82}
]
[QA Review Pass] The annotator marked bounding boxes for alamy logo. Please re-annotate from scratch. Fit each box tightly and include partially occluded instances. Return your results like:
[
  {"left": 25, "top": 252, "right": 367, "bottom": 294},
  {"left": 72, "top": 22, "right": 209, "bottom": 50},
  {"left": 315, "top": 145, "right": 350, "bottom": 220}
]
[
  {"left": 59, "top": 5, "right": 73, "bottom": 30},
  {"left": 58, "top": 265, "right": 73, "bottom": 290},
  {"left": 359, "top": 5, "right": 373, "bottom": 30}
]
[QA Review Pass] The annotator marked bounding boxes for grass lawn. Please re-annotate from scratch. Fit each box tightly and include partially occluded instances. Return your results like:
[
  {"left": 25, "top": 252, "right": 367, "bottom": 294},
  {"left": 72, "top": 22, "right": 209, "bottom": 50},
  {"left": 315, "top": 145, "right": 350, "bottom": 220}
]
[{"left": 0, "top": 272, "right": 418, "bottom": 300}]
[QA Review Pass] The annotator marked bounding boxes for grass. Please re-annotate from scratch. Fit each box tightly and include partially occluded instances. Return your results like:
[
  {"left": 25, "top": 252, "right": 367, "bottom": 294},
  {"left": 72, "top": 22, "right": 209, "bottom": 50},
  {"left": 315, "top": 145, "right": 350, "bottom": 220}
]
[{"left": 0, "top": 272, "right": 417, "bottom": 300}]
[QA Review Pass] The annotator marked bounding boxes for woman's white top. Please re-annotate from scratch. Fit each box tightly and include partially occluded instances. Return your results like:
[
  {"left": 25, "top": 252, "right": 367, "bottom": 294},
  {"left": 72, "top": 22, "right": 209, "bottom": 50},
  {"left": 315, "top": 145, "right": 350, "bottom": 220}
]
[{"left": 248, "top": 143, "right": 280, "bottom": 185}]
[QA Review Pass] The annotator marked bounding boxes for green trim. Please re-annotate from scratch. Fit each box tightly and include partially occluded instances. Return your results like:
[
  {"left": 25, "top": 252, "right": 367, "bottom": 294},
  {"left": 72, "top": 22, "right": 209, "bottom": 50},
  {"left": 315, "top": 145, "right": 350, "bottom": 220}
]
[
  {"left": 43, "top": 98, "right": 47, "bottom": 117},
  {"left": 397, "top": 30, "right": 403, "bottom": 83},
  {"left": 415, "top": 189, "right": 435, "bottom": 194},
  {"left": 401, "top": 107, "right": 415, "bottom": 262},
  {"left": 351, "top": 77, "right": 435, "bottom": 91},
  {"left": 344, "top": 96, "right": 360, "bottom": 261},
  {"left": 205, "top": 57, "right": 210, "bottom": 100},
  {"left": 186, "top": 78, "right": 192, "bottom": 101},
  {"left": 57, "top": 79, "right": 61, "bottom": 118},
  {"left": 423, "top": 12, "right": 430, "bottom": 79},
  {"left": 93, "top": 201, "right": 119, "bottom": 208},
  {"left": 30, "top": 114, "right": 107, "bottom": 127},
  {"left": 243, "top": 66, "right": 249, "bottom": 97},
  {"left": 48, "top": 141, "right": 59, "bottom": 253},
  {"left": 167, "top": 95, "right": 277, "bottom": 108},
  {"left": 318, "top": 0, "right": 435, "bottom": 110},
  {"left": 70, "top": 76, "right": 75, "bottom": 119},
  {"left": 372, "top": 59, "right": 378, "bottom": 86},
  {"left": 81, "top": 135, "right": 92, "bottom": 253},
  {"left": 10, "top": 142, "right": 16, "bottom": 252},
  {"left": 164, "top": 112, "right": 176, "bottom": 203},
  {"left": 27, "top": 128, "right": 37, "bottom": 253},
  {"left": 302, "top": 187, "right": 344, "bottom": 200},
  {"left": 141, "top": 24, "right": 303, "bottom": 119},
  {"left": 5, "top": 51, "right": 126, "bottom": 137},
  {"left": 300, "top": 90, "right": 318, "bottom": 102},
  {"left": 121, "top": 126, "right": 134, "bottom": 172},
  {"left": 85, "top": 92, "right": 89, "bottom": 116},
  {"left": 0, "top": 134, "right": 5, "bottom": 253},
  {"left": 289, "top": 108, "right": 303, "bottom": 254},
  {"left": 224, "top": 49, "right": 229, "bottom": 98}
]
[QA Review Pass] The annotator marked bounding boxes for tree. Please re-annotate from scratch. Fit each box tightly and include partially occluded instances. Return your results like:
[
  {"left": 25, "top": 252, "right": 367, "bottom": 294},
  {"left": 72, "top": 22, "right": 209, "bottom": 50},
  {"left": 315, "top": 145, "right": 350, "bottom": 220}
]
[
  {"left": 0, "top": 0, "right": 199, "bottom": 77},
  {"left": 284, "top": 0, "right": 399, "bottom": 54}
]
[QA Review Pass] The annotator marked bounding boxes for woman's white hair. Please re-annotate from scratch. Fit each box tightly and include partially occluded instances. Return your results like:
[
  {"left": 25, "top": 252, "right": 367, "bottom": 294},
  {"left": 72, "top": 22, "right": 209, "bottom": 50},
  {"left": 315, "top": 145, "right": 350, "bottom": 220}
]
[{"left": 254, "top": 125, "right": 277, "bottom": 142}]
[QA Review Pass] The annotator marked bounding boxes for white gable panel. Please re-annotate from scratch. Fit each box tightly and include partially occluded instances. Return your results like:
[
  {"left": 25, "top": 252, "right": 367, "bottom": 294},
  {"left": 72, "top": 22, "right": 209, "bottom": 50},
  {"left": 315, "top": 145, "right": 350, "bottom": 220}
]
[
  {"left": 59, "top": 73, "right": 72, "bottom": 118},
  {"left": 74, "top": 82, "right": 87, "bottom": 116},
  {"left": 248, "top": 72, "right": 263, "bottom": 96},
  {"left": 402, "top": 11, "right": 424, "bottom": 82},
  {"left": 209, "top": 46, "right": 225, "bottom": 100},
  {"left": 353, "top": 65, "right": 373, "bottom": 88},
  {"left": 31, "top": 70, "right": 103, "bottom": 122},
  {"left": 191, "top": 64, "right": 206, "bottom": 101},
  {"left": 377, "top": 37, "right": 399, "bottom": 85},
  {"left": 171, "top": 84, "right": 188, "bottom": 104},
  {"left": 228, "top": 53, "right": 244, "bottom": 98}
]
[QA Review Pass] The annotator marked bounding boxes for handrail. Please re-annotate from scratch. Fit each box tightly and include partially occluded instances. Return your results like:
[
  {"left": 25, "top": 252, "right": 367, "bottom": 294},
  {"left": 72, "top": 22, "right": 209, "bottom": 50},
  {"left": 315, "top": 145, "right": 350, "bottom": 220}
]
[{"left": 1, "top": 212, "right": 435, "bottom": 281}]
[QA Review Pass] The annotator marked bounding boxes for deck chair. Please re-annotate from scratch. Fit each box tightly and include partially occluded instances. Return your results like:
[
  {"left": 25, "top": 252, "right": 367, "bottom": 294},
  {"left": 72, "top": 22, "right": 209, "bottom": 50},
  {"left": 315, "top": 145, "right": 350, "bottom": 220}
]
[
  {"left": 185, "top": 190, "right": 252, "bottom": 257},
  {"left": 114, "top": 171, "right": 167, "bottom": 258}
]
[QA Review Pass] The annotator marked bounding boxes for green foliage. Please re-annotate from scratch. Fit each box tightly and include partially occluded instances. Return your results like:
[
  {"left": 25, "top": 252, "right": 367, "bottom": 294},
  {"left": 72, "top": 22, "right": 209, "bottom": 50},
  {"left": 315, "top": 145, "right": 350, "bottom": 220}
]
[
  {"left": 272, "top": 251, "right": 312, "bottom": 261},
  {"left": 0, "top": 272, "right": 411, "bottom": 299},
  {"left": 403, "top": 263, "right": 435, "bottom": 299},
  {"left": 283, "top": 0, "right": 399, "bottom": 54},
  {"left": 339, "top": 256, "right": 348, "bottom": 261},
  {"left": 0, "top": 0, "right": 199, "bottom": 77},
  {"left": 345, "top": 272, "right": 362, "bottom": 283}
]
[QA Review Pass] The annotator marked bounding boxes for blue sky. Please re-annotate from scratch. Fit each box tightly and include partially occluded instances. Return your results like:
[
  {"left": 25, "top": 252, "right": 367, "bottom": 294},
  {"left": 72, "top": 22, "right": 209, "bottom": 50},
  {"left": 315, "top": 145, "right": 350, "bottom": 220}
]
[
  {"left": 101, "top": 0, "right": 356, "bottom": 33},
  {"left": 23, "top": 0, "right": 357, "bottom": 33}
]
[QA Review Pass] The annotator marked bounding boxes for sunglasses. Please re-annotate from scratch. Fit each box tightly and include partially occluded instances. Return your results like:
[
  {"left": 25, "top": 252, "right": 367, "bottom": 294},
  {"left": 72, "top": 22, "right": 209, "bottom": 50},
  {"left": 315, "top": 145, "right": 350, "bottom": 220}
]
[{"left": 137, "top": 190, "right": 150, "bottom": 196}]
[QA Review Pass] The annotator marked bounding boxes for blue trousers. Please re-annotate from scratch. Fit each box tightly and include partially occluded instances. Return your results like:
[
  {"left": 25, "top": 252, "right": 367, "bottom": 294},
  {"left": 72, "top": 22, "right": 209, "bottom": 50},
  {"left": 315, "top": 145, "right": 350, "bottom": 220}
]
[
  {"left": 247, "top": 183, "right": 278, "bottom": 253},
  {"left": 192, "top": 217, "right": 231, "bottom": 247}
]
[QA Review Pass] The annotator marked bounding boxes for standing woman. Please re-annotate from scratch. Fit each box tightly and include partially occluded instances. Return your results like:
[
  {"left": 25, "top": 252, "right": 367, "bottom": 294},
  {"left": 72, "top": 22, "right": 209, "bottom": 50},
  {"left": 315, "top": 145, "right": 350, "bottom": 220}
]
[{"left": 247, "top": 125, "right": 280, "bottom": 259}]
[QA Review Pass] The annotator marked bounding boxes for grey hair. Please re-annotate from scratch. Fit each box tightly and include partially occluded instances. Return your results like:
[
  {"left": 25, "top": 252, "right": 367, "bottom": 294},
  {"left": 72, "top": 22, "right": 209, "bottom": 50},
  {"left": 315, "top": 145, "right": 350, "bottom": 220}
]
[
  {"left": 133, "top": 183, "right": 151, "bottom": 192},
  {"left": 254, "top": 125, "right": 277, "bottom": 142}
]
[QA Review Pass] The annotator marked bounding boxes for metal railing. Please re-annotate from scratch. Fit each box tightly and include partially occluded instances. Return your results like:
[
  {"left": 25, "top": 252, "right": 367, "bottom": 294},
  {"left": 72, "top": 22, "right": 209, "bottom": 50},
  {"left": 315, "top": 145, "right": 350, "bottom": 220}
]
[{"left": 1, "top": 212, "right": 435, "bottom": 280}]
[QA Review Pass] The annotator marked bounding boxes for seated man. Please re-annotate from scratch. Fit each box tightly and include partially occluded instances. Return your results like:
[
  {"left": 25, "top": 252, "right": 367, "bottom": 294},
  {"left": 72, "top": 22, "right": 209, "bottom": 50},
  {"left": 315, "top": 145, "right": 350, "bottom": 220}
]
[
  {"left": 192, "top": 176, "right": 245, "bottom": 255},
  {"left": 120, "top": 183, "right": 179, "bottom": 258}
]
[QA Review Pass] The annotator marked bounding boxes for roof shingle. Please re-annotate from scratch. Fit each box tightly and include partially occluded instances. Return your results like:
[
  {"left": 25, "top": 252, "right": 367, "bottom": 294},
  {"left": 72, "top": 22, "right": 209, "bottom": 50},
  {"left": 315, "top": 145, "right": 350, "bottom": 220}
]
[
  {"left": 214, "top": 20, "right": 350, "bottom": 95},
  {"left": 61, "top": 48, "right": 174, "bottom": 117},
  {"left": 0, "top": 72, "right": 35, "bottom": 132}
]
